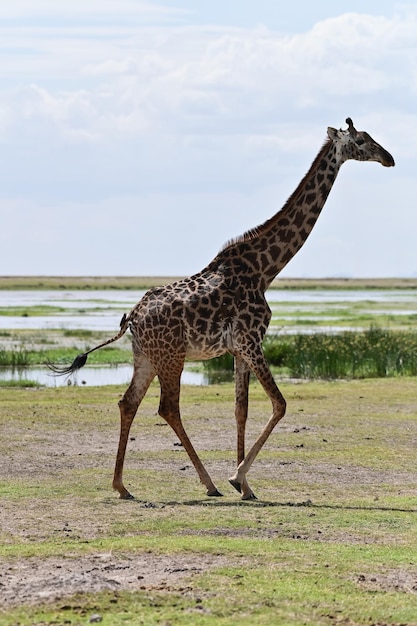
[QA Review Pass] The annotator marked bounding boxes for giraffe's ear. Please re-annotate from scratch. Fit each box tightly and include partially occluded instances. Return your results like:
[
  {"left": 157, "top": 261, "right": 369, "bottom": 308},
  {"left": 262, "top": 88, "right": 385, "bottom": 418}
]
[{"left": 327, "top": 127, "right": 338, "bottom": 140}]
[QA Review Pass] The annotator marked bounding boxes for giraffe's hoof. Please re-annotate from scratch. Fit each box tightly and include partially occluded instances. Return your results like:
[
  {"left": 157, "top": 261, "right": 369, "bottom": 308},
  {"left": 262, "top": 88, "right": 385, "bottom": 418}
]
[
  {"left": 207, "top": 488, "right": 223, "bottom": 497},
  {"left": 119, "top": 492, "right": 135, "bottom": 500},
  {"left": 228, "top": 478, "right": 242, "bottom": 494},
  {"left": 242, "top": 492, "right": 257, "bottom": 501}
]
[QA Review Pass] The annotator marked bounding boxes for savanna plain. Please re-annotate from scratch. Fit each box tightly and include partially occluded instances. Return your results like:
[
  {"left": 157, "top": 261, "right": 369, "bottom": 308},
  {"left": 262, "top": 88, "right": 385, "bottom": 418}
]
[{"left": 2, "top": 277, "right": 417, "bottom": 625}]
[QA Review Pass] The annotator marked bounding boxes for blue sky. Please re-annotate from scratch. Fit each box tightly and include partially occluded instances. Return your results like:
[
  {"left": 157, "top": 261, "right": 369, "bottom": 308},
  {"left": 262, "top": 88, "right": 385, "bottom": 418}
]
[{"left": 0, "top": 1, "right": 415, "bottom": 277}]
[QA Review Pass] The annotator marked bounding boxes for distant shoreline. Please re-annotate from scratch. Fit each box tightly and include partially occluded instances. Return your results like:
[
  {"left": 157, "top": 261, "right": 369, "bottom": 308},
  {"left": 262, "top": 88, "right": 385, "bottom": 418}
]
[{"left": 0, "top": 276, "right": 416, "bottom": 290}]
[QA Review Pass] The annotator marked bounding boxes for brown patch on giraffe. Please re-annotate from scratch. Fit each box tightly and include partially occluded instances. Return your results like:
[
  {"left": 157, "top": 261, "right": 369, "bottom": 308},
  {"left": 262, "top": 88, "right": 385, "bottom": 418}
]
[{"left": 47, "top": 118, "right": 394, "bottom": 504}]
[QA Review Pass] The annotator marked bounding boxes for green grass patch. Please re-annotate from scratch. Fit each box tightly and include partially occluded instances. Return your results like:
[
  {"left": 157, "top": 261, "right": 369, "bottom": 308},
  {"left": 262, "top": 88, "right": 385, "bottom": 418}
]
[
  {"left": 44, "top": 346, "right": 132, "bottom": 366},
  {"left": 0, "top": 346, "right": 132, "bottom": 367},
  {"left": 1, "top": 380, "right": 417, "bottom": 623},
  {"left": 204, "top": 326, "right": 417, "bottom": 379},
  {"left": 0, "top": 348, "right": 31, "bottom": 366},
  {"left": 0, "top": 305, "right": 66, "bottom": 317},
  {"left": 285, "top": 326, "right": 417, "bottom": 378},
  {"left": 0, "top": 379, "right": 41, "bottom": 388},
  {"left": 268, "top": 297, "right": 417, "bottom": 332},
  {"left": 62, "top": 328, "right": 95, "bottom": 338},
  {"left": 1, "top": 276, "right": 417, "bottom": 290}
]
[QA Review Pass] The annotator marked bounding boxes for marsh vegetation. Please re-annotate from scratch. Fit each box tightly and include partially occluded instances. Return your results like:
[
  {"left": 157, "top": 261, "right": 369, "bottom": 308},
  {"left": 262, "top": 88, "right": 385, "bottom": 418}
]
[
  {"left": 1, "top": 277, "right": 417, "bottom": 386},
  {"left": 2, "top": 279, "right": 417, "bottom": 623}
]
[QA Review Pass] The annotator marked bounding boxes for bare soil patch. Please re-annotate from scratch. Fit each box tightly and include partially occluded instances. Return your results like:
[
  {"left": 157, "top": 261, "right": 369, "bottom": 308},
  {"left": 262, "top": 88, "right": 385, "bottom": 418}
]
[
  {"left": 2, "top": 379, "right": 417, "bottom": 617},
  {"left": 0, "top": 552, "right": 229, "bottom": 608},
  {"left": 355, "top": 569, "right": 417, "bottom": 595}
]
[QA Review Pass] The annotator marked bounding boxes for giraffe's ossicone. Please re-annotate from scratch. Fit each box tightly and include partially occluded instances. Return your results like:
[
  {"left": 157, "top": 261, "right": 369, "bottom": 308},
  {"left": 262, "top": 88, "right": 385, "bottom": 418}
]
[{"left": 49, "top": 118, "right": 394, "bottom": 500}]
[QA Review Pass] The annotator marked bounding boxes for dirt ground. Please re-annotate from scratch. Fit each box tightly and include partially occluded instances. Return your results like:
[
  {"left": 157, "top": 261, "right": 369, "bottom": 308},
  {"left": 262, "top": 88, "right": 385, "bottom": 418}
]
[
  {"left": 1, "top": 552, "right": 230, "bottom": 608},
  {"left": 0, "top": 387, "right": 245, "bottom": 609},
  {"left": 3, "top": 552, "right": 417, "bottom": 610},
  {"left": 2, "top": 379, "right": 417, "bottom": 612}
]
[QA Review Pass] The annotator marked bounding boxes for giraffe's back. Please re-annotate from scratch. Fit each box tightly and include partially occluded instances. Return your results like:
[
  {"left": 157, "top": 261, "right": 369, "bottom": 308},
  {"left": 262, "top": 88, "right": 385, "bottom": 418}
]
[{"left": 127, "top": 274, "right": 271, "bottom": 365}]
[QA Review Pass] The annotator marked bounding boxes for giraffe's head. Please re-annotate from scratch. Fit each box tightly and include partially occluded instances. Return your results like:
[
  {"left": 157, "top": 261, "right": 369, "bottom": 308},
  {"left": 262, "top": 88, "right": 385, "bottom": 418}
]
[{"left": 327, "top": 118, "right": 395, "bottom": 167}]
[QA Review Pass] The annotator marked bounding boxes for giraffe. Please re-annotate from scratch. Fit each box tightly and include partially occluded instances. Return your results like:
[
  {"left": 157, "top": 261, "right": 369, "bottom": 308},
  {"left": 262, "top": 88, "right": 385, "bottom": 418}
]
[{"left": 50, "top": 118, "right": 394, "bottom": 500}]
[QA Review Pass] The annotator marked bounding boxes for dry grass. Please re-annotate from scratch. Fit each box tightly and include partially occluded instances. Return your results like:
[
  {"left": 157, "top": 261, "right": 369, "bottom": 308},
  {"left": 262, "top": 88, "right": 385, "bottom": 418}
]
[
  {"left": 1, "top": 275, "right": 417, "bottom": 290},
  {"left": 1, "top": 378, "right": 417, "bottom": 624}
]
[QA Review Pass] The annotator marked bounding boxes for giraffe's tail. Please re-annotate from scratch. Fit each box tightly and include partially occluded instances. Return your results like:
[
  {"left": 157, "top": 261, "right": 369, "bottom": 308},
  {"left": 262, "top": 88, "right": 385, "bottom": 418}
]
[{"left": 47, "top": 313, "right": 130, "bottom": 377}]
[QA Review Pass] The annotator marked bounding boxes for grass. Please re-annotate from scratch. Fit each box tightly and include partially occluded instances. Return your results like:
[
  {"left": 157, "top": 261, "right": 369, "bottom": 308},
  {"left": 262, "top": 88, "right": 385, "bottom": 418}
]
[
  {"left": 3, "top": 325, "right": 417, "bottom": 384},
  {"left": 284, "top": 326, "right": 417, "bottom": 378},
  {"left": 1, "top": 275, "right": 417, "bottom": 290},
  {"left": 0, "top": 305, "right": 67, "bottom": 317},
  {"left": 0, "top": 346, "right": 132, "bottom": 368},
  {"left": 268, "top": 297, "right": 417, "bottom": 332},
  {"left": 0, "top": 276, "right": 182, "bottom": 290},
  {"left": 0, "top": 348, "right": 31, "bottom": 367},
  {"left": 203, "top": 326, "right": 417, "bottom": 380},
  {"left": 1, "top": 379, "right": 417, "bottom": 624},
  {"left": 0, "top": 379, "right": 40, "bottom": 388}
]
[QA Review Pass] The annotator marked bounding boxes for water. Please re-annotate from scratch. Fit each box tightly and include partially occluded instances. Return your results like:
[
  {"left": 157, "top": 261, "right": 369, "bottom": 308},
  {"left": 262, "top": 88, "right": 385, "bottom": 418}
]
[
  {"left": 1, "top": 288, "right": 416, "bottom": 331},
  {"left": 2, "top": 288, "right": 417, "bottom": 310},
  {"left": 0, "top": 290, "right": 144, "bottom": 331},
  {"left": 0, "top": 313, "right": 129, "bottom": 332},
  {"left": 1, "top": 287, "right": 416, "bottom": 387},
  {"left": 0, "top": 365, "right": 208, "bottom": 387},
  {"left": 0, "top": 290, "right": 145, "bottom": 308}
]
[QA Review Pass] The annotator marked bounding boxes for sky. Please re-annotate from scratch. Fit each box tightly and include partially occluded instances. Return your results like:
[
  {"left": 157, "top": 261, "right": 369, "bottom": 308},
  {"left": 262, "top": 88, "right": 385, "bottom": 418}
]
[{"left": 0, "top": 1, "right": 415, "bottom": 278}]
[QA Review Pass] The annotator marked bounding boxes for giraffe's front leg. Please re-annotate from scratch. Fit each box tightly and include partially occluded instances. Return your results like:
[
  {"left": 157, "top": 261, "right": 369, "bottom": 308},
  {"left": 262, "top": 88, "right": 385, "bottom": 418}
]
[
  {"left": 230, "top": 356, "right": 257, "bottom": 500},
  {"left": 229, "top": 349, "right": 287, "bottom": 499}
]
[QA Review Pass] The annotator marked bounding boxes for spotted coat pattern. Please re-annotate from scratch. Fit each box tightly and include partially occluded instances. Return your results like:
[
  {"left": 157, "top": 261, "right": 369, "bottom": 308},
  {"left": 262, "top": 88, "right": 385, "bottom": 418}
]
[{"left": 54, "top": 119, "right": 395, "bottom": 500}]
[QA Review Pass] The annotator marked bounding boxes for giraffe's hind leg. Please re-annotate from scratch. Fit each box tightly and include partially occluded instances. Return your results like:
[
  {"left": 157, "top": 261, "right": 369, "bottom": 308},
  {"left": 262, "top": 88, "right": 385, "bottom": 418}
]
[
  {"left": 158, "top": 370, "right": 222, "bottom": 497},
  {"left": 113, "top": 354, "right": 156, "bottom": 499}
]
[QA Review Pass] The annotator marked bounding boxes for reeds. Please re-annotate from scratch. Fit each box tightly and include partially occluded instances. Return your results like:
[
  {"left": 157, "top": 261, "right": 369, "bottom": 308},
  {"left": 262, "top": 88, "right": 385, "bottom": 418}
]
[
  {"left": 0, "top": 348, "right": 31, "bottom": 367},
  {"left": 203, "top": 326, "right": 417, "bottom": 380},
  {"left": 285, "top": 326, "right": 417, "bottom": 379},
  {"left": 0, "top": 346, "right": 131, "bottom": 368},
  {"left": 3, "top": 326, "right": 417, "bottom": 380}
]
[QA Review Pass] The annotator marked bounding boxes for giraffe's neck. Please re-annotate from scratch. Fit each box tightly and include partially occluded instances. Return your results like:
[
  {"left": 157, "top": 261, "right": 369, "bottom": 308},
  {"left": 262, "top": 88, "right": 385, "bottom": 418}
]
[{"left": 211, "top": 138, "right": 343, "bottom": 291}]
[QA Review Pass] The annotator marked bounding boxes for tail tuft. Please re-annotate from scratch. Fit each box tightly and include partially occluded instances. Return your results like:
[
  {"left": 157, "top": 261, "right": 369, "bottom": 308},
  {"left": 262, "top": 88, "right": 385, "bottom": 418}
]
[
  {"left": 47, "top": 353, "right": 88, "bottom": 377},
  {"left": 46, "top": 314, "right": 130, "bottom": 379}
]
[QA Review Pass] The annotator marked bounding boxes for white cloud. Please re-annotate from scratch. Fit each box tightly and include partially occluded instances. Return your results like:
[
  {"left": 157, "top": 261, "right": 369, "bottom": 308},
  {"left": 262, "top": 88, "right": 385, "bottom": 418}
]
[
  {"left": 2, "top": 10, "right": 415, "bottom": 146},
  {"left": 0, "top": 0, "right": 187, "bottom": 23},
  {"left": 0, "top": 3, "right": 415, "bottom": 276}
]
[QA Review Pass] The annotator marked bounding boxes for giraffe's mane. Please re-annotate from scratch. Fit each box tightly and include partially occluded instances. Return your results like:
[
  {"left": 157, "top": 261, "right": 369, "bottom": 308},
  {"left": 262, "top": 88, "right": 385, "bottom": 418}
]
[{"left": 220, "top": 137, "right": 332, "bottom": 252}]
